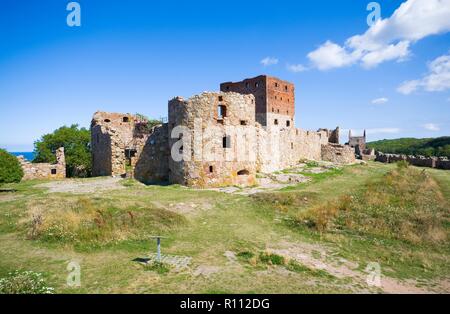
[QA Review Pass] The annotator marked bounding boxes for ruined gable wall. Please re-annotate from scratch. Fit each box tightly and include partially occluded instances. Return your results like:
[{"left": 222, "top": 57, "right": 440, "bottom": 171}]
[
  {"left": 134, "top": 124, "right": 170, "bottom": 184},
  {"left": 321, "top": 143, "right": 356, "bottom": 164},
  {"left": 91, "top": 112, "right": 137, "bottom": 177},
  {"left": 18, "top": 147, "right": 66, "bottom": 180},
  {"left": 168, "top": 92, "right": 257, "bottom": 187}
]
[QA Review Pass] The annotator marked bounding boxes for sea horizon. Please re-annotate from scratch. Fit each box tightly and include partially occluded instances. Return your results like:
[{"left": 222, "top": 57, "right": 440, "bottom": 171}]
[{"left": 9, "top": 151, "right": 34, "bottom": 161}]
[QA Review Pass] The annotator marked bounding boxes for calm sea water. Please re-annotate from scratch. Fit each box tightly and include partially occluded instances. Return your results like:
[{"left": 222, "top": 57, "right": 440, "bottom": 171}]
[{"left": 10, "top": 152, "right": 35, "bottom": 161}]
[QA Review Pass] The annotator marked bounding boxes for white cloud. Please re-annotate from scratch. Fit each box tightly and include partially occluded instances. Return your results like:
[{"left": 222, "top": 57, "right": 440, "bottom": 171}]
[
  {"left": 423, "top": 123, "right": 440, "bottom": 131},
  {"left": 397, "top": 80, "right": 420, "bottom": 95},
  {"left": 286, "top": 63, "right": 308, "bottom": 73},
  {"left": 371, "top": 97, "right": 389, "bottom": 104},
  {"left": 307, "top": 0, "right": 450, "bottom": 70},
  {"left": 261, "top": 57, "right": 279, "bottom": 66},
  {"left": 307, "top": 41, "right": 357, "bottom": 71},
  {"left": 398, "top": 52, "right": 450, "bottom": 94}
]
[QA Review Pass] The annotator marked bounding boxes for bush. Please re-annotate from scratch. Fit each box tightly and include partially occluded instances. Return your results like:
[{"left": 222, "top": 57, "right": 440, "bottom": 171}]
[
  {"left": 33, "top": 124, "right": 91, "bottom": 178},
  {"left": 0, "top": 270, "right": 54, "bottom": 294},
  {"left": 259, "top": 252, "right": 285, "bottom": 265},
  {"left": 237, "top": 251, "right": 255, "bottom": 260},
  {"left": 0, "top": 149, "right": 24, "bottom": 185}
]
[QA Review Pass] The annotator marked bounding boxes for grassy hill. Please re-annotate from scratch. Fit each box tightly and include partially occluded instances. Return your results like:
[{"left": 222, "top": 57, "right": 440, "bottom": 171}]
[
  {"left": 367, "top": 137, "right": 450, "bottom": 157},
  {"left": 0, "top": 162, "right": 449, "bottom": 293}
]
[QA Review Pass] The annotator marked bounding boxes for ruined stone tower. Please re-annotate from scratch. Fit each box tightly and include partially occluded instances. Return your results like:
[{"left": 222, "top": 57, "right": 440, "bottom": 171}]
[
  {"left": 220, "top": 75, "right": 295, "bottom": 128},
  {"left": 168, "top": 92, "right": 257, "bottom": 187},
  {"left": 348, "top": 130, "right": 367, "bottom": 155},
  {"left": 90, "top": 111, "right": 169, "bottom": 182}
]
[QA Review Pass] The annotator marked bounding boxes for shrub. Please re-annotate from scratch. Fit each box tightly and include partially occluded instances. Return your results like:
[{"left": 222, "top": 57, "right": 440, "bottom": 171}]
[
  {"left": 259, "top": 252, "right": 285, "bottom": 265},
  {"left": 0, "top": 149, "right": 24, "bottom": 185},
  {"left": 236, "top": 251, "right": 254, "bottom": 260},
  {"left": 0, "top": 270, "right": 54, "bottom": 294}
]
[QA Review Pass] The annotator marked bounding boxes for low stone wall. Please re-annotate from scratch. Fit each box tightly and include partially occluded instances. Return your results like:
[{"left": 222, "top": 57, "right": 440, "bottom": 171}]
[
  {"left": 436, "top": 158, "right": 450, "bottom": 170},
  {"left": 321, "top": 143, "right": 356, "bottom": 164},
  {"left": 375, "top": 152, "right": 450, "bottom": 170},
  {"left": 18, "top": 147, "right": 66, "bottom": 180}
]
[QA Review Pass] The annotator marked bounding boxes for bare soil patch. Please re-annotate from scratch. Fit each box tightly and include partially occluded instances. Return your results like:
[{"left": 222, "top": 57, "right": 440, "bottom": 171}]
[{"left": 37, "top": 177, "right": 125, "bottom": 194}]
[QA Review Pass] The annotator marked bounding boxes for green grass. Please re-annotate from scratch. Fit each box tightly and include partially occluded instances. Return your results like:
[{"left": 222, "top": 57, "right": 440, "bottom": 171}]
[
  {"left": 142, "top": 262, "right": 170, "bottom": 275},
  {"left": 0, "top": 162, "right": 448, "bottom": 293}
]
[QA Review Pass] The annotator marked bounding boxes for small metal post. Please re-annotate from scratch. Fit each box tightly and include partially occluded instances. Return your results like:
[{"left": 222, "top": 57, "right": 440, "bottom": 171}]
[
  {"left": 151, "top": 236, "right": 167, "bottom": 264},
  {"left": 156, "top": 237, "right": 161, "bottom": 263}
]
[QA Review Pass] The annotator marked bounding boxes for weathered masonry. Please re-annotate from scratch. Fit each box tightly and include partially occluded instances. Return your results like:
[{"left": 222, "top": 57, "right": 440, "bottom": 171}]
[
  {"left": 91, "top": 112, "right": 169, "bottom": 183},
  {"left": 375, "top": 152, "right": 450, "bottom": 170},
  {"left": 91, "top": 75, "right": 356, "bottom": 187},
  {"left": 220, "top": 75, "right": 295, "bottom": 128},
  {"left": 18, "top": 147, "right": 66, "bottom": 180}
]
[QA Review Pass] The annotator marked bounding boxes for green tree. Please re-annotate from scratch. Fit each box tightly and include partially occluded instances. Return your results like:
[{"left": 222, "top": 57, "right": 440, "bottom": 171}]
[
  {"left": 367, "top": 137, "right": 450, "bottom": 158},
  {"left": 0, "top": 149, "right": 24, "bottom": 185},
  {"left": 33, "top": 125, "right": 91, "bottom": 177},
  {"left": 135, "top": 113, "right": 163, "bottom": 131}
]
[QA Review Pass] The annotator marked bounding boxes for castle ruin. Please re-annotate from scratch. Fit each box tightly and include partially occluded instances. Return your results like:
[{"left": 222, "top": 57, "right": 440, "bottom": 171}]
[
  {"left": 18, "top": 147, "right": 66, "bottom": 180},
  {"left": 91, "top": 75, "right": 355, "bottom": 187}
]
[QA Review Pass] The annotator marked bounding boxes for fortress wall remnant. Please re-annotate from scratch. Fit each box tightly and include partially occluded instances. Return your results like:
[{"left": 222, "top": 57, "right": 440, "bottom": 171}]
[
  {"left": 134, "top": 124, "right": 170, "bottom": 184},
  {"left": 91, "top": 111, "right": 169, "bottom": 181},
  {"left": 321, "top": 143, "right": 356, "bottom": 164},
  {"left": 375, "top": 152, "right": 449, "bottom": 170},
  {"left": 168, "top": 92, "right": 257, "bottom": 187},
  {"left": 91, "top": 112, "right": 136, "bottom": 176},
  {"left": 18, "top": 147, "right": 66, "bottom": 180},
  {"left": 436, "top": 158, "right": 450, "bottom": 170}
]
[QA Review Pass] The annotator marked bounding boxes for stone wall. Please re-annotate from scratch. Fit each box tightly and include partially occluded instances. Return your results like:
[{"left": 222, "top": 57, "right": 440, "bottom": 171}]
[
  {"left": 91, "top": 112, "right": 136, "bottom": 176},
  {"left": 321, "top": 143, "right": 356, "bottom": 164},
  {"left": 134, "top": 124, "right": 170, "bottom": 184},
  {"left": 220, "top": 75, "right": 295, "bottom": 127},
  {"left": 18, "top": 147, "right": 66, "bottom": 180},
  {"left": 436, "top": 157, "right": 450, "bottom": 170},
  {"left": 168, "top": 92, "right": 257, "bottom": 187},
  {"left": 375, "top": 152, "right": 450, "bottom": 170},
  {"left": 318, "top": 127, "right": 340, "bottom": 144},
  {"left": 91, "top": 111, "right": 169, "bottom": 182}
]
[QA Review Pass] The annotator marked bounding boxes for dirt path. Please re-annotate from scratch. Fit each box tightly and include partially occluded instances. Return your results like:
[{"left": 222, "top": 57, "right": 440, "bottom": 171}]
[
  {"left": 268, "top": 240, "right": 446, "bottom": 294},
  {"left": 36, "top": 177, "right": 125, "bottom": 194}
]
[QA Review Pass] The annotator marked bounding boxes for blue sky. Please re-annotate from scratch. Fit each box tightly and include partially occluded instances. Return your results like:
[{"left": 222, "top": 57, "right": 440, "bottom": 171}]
[{"left": 1, "top": 0, "right": 449, "bottom": 151}]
